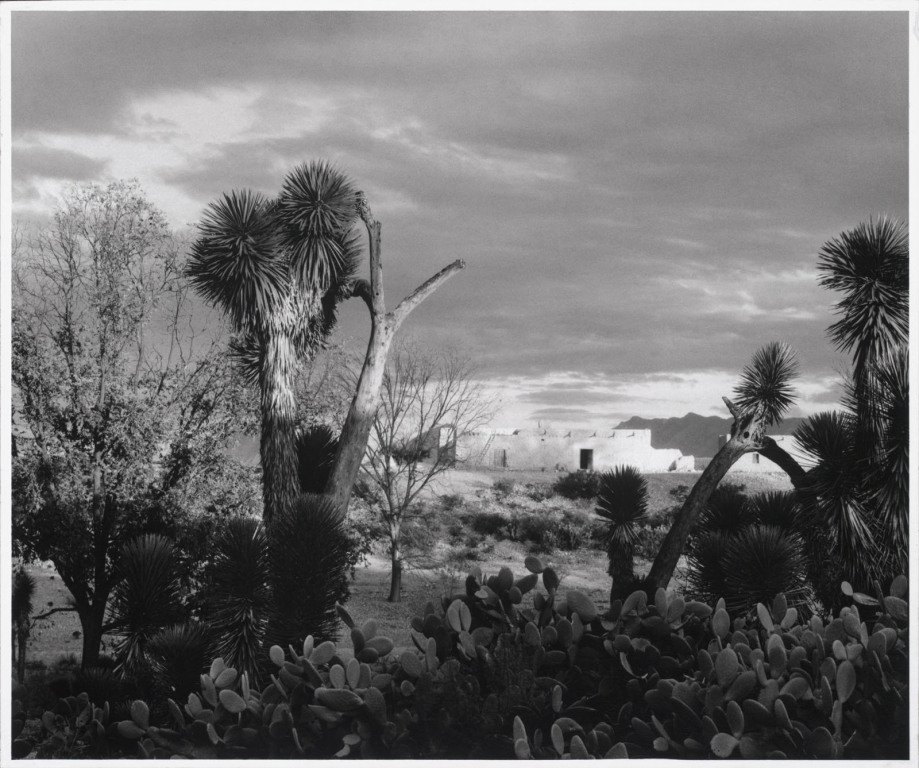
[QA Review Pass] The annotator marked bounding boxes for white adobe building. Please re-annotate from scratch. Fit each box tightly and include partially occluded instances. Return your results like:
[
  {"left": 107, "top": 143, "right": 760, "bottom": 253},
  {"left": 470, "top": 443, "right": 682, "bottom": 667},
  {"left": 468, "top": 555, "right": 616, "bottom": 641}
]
[
  {"left": 720, "top": 434, "right": 814, "bottom": 474},
  {"left": 452, "top": 427, "right": 694, "bottom": 473}
]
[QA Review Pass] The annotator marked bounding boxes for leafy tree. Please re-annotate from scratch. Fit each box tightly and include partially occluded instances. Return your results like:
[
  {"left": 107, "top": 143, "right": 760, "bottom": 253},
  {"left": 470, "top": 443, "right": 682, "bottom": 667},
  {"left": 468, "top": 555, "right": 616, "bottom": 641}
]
[
  {"left": 362, "top": 343, "right": 494, "bottom": 601},
  {"left": 595, "top": 466, "right": 648, "bottom": 604},
  {"left": 12, "top": 180, "right": 254, "bottom": 666}
]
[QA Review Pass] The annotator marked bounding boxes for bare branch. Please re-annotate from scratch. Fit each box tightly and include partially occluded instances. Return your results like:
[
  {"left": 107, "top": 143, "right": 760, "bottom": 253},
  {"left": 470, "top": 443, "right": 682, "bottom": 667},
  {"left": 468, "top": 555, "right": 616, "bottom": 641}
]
[{"left": 390, "top": 260, "right": 465, "bottom": 331}]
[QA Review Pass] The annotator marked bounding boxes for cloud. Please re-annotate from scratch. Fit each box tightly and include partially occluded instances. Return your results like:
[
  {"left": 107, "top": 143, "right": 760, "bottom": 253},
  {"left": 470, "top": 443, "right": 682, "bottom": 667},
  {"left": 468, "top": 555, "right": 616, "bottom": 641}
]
[
  {"left": 13, "top": 145, "right": 108, "bottom": 182},
  {"left": 10, "top": 10, "right": 907, "bottom": 416}
]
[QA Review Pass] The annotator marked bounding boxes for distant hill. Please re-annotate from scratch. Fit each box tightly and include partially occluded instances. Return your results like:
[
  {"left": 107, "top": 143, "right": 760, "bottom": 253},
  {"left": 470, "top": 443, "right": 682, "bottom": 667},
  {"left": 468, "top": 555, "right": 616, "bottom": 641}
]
[{"left": 615, "top": 412, "right": 806, "bottom": 457}]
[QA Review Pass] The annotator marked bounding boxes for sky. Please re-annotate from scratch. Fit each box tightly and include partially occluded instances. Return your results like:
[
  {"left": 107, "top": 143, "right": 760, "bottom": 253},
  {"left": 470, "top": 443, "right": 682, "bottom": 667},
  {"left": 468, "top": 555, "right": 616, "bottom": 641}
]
[{"left": 9, "top": 9, "right": 910, "bottom": 428}]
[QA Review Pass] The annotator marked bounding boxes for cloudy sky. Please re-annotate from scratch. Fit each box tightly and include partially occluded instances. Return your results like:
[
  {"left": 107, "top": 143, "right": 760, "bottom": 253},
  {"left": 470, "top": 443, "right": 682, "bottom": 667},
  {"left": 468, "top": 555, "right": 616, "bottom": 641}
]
[{"left": 10, "top": 10, "right": 909, "bottom": 427}]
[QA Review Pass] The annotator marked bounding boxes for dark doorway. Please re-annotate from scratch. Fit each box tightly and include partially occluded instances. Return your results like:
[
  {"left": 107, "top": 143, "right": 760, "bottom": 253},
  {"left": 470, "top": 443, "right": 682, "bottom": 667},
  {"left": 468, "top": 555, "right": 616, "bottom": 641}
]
[
  {"left": 579, "top": 449, "right": 593, "bottom": 471},
  {"left": 493, "top": 448, "right": 507, "bottom": 468}
]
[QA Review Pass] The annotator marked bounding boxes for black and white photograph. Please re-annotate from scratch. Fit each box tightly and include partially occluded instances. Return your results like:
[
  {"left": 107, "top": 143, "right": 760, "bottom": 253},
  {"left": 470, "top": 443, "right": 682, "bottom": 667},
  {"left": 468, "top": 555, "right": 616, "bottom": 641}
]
[{"left": 2, "top": 3, "right": 914, "bottom": 763}]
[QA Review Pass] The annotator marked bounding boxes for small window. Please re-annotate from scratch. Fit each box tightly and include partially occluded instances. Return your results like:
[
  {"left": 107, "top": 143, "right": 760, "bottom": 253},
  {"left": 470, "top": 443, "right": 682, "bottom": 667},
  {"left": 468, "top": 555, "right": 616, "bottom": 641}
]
[
  {"left": 752, "top": 453, "right": 760, "bottom": 464},
  {"left": 580, "top": 449, "right": 594, "bottom": 471}
]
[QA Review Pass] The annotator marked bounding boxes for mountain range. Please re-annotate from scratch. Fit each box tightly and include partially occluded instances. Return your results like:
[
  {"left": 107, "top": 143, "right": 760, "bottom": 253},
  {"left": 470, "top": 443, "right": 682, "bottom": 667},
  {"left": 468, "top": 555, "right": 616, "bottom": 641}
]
[{"left": 614, "top": 413, "right": 806, "bottom": 458}]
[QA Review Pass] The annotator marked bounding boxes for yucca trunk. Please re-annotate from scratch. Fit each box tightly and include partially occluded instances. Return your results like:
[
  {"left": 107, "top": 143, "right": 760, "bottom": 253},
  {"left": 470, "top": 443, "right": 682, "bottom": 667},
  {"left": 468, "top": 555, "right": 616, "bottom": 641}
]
[
  {"left": 260, "top": 330, "right": 300, "bottom": 525},
  {"left": 608, "top": 541, "right": 636, "bottom": 603}
]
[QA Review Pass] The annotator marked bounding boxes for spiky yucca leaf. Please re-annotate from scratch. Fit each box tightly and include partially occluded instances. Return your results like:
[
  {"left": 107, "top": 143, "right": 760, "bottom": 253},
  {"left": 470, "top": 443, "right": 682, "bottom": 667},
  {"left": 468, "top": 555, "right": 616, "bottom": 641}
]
[
  {"left": 146, "top": 622, "right": 210, "bottom": 701},
  {"left": 733, "top": 342, "right": 799, "bottom": 426},
  {"left": 186, "top": 190, "right": 288, "bottom": 331},
  {"left": 794, "top": 412, "right": 875, "bottom": 572},
  {"left": 866, "top": 347, "right": 909, "bottom": 563},
  {"left": 276, "top": 161, "right": 360, "bottom": 292},
  {"left": 108, "top": 534, "right": 184, "bottom": 677},
  {"left": 685, "top": 529, "right": 732, "bottom": 608},
  {"left": 296, "top": 425, "right": 339, "bottom": 494},
  {"left": 696, "top": 484, "right": 754, "bottom": 534},
  {"left": 265, "top": 493, "right": 352, "bottom": 652},
  {"left": 595, "top": 465, "right": 648, "bottom": 542},
  {"left": 817, "top": 217, "right": 908, "bottom": 375},
  {"left": 206, "top": 517, "right": 270, "bottom": 684},
  {"left": 748, "top": 490, "right": 800, "bottom": 533},
  {"left": 722, "top": 525, "right": 811, "bottom": 615}
]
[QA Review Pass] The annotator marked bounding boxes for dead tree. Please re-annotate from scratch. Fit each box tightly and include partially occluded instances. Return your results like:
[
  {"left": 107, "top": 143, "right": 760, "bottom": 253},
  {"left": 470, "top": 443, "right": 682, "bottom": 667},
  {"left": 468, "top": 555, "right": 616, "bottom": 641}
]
[{"left": 325, "top": 194, "right": 465, "bottom": 516}]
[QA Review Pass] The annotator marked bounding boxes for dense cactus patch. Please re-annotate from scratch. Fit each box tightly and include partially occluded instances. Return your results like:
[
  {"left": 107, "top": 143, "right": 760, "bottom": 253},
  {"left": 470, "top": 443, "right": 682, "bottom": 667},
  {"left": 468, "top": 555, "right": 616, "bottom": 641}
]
[{"left": 12, "top": 557, "right": 908, "bottom": 760}]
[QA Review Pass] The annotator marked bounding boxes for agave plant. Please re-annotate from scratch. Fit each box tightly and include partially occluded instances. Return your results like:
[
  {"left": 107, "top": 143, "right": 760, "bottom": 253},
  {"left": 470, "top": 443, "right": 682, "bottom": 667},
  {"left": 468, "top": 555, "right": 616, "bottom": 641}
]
[
  {"left": 107, "top": 534, "right": 184, "bottom": 677},
  {"left": 185, "top": 162, "right": 362, "bottom": 525},
  {"left": 595, "top": 466, "right": 648, "bottom": 601},
  {"left": 684, "top": 529, "right": 732, "bottom": 607}
]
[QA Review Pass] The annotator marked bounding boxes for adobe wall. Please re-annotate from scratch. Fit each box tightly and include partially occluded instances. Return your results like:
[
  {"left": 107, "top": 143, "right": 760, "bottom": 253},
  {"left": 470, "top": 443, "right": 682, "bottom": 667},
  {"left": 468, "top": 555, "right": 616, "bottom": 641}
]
[
  {"left": 456, "top": 428, "right": 691, "bottom": 473},
  {"left": 721, "top": 434, "right": 813, "bottom": 474}
]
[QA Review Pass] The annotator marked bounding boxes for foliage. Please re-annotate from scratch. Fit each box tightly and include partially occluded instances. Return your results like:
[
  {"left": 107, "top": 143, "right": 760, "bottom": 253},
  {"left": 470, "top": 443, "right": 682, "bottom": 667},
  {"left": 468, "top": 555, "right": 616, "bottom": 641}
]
[
  {"left": 202, "top": 517, "right": 270, "bottom": 685},
  {"left": 362, "top": 341, "right": 494, "bottom": 601},
  {"left": 20, "top": 555, "right": 908, "bottom": 760},
  {"left": 461, "top": 509, "right": 509, "bottom": 538},
  {"left": 493, "top": 478, "right": 516, "bottom": 496},
  {"left": 12, "top": 180, "right": 255, "bottom": 666},
  {"left": 107, "top": 535, "right": 185, "bottom": 677},
  {"left": 296, "top": 424, "right": 339, "bottom": 494},
  {"left": 551, "top": 470, "right": 599, "bottom": 500},
  {"left": 265, "top": 494, "right": 354, "bottom": 652},
  {"left": 732, "top": 342, "right": 799, "bottom": 426},
  {"left": 13, "top": 566, "right": 36, "bottom": 682},
  {"left": 687, "top": 489, "right": 812, "bottom": 616}
]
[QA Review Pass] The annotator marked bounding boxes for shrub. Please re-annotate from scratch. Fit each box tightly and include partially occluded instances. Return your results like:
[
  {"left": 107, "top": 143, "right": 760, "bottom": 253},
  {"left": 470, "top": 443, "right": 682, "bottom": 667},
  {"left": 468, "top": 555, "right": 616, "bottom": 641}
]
[
  {"left": 526, "top": 484, "right": 555, "bottom": 502},
  {"left": 463, "top": 510, "right": 509, "bottom": 537},
  {"left": 552, "top": 470, "right": 599, "bottom": 500},
  {"left": 492, "top": 478, "right": 516, "bottom": 496},
  {"left": 515, "top": 515, "right": 559, "bottom": 553},
  {"left": 440, "top": 493, "right": 466, "bottom": 511}
]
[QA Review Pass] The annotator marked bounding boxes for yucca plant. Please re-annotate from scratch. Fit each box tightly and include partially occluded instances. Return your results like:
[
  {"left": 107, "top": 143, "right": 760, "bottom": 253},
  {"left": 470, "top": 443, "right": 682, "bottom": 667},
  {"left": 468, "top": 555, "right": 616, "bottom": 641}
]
[
  {"left": 204, "top": 517, "right": 270, "bottom": 684},
  {"left": 107, "top": 534, "right": 184, "bottom": 677},
  {"left": 595, "top": 466, "right": 648, "bottom": 602},
  {"left": 721, "top": 525, "right": 812, "bottom": 616},
  {"left": 747, "top": 490, "right": 800, "bottom": 533},
  {"left": 684, "top": 529, "right": 732, "bottom": 608},
  {"left": 645, "top": 343, "right": 799, "bottom": 590},
  {"left": 811, "top": 217, "right": 909, "bottom": 579},
  {"left": 265, "top": 494, "right": 354, "bottom": 652},
  {"left": 146, "top": 622, "right": 211, "bottom": 702},
  {"left": 186, "top": 162, "right": 362, "bottom": 525},
  {"left": 695, "top": 484, "right": 755, "bottom": 534},
  {"left": 296, "top": 424, "right": 339, "bottom": 495}
]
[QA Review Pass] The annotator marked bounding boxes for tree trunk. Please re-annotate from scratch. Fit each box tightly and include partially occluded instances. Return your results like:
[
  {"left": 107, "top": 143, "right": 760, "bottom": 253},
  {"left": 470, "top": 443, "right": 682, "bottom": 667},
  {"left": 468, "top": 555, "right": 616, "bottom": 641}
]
[
  {"left": 645, "top": 399, "right": 767, "bottom": 591},
  {"left": 260, "top": 330, "right": 300, "bottom": 525},
  {"left": 388, "top": 545, "right": 403, "bottom": 603},
  {"left": 78, "top": 605, "right": 105, "bottom": 668},
  {"left": 327, "top": 315, "right": 394, "bottom": 515},
  {"left": 325, "top": 204, "right": 465, "bottom": 518},
  {"left": 608, "top": 544, "right": 636, "bottom": 603}
]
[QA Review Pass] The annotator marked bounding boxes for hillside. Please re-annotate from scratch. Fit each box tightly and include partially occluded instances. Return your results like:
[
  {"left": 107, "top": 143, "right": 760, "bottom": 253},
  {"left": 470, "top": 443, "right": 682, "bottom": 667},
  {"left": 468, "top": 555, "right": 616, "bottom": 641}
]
[{"left": 615, "top": 413, "right": 806, "bottom": 457}]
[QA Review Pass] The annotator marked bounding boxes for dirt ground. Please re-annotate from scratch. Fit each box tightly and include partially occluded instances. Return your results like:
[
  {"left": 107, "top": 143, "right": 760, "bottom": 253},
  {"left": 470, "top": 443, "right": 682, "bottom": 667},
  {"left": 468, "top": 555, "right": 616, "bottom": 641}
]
[{"left": 21, "top": 468, "right": 792, "bottom": 667}]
